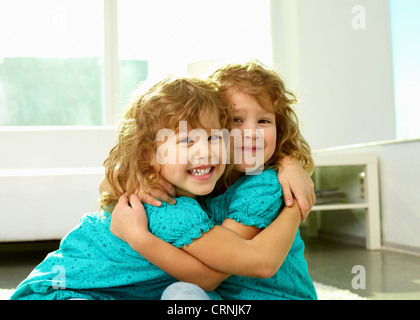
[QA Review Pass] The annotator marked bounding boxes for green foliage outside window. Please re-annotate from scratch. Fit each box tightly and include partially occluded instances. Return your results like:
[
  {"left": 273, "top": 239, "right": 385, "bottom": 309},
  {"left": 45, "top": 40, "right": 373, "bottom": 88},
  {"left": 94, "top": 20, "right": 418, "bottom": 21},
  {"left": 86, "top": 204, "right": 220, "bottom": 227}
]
[{"left": 0, "top": 58, "right": 147, "bottom": 126}]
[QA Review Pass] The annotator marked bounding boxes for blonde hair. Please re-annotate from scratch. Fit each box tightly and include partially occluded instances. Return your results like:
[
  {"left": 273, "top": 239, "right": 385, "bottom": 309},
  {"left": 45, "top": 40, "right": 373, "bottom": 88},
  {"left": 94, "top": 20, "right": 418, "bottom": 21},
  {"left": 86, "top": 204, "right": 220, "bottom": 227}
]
[
  {"left": 210, "top": 59, "right": 314, "bottom": 175},
  {"left": 100, "top": 77, "right": 232, "bottom": 212}
]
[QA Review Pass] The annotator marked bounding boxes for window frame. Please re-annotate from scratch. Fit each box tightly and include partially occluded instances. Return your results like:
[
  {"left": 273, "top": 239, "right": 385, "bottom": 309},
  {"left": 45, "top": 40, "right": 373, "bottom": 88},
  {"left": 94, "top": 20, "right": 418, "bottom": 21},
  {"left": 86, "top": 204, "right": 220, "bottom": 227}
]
[
  {"left": 0, "top": 0, "right": 274, "bottom": 241},
  {"left": 0, "top": 0, "right": 120, "bottom": 242}
]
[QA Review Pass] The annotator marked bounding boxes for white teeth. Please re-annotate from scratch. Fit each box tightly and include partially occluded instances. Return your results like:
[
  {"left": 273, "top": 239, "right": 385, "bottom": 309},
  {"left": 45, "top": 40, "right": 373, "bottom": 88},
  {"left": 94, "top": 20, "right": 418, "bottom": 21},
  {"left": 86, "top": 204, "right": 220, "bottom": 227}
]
[{"left": 189, "top": 168, "right": 212, "bottom": 176}]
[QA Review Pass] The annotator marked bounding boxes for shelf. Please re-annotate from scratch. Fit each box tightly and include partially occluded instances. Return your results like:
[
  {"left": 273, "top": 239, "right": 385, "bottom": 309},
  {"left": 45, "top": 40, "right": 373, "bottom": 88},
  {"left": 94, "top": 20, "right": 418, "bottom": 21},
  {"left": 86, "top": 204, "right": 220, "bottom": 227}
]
[
  {"left": 308, "top": 153, "right": 381, "bottom": 250},
  {"left": 312, "top": 153, "right": 378, "bottom": 167},
  {"left": 312, "top": 203, "right": 369, "bottom": 211}
]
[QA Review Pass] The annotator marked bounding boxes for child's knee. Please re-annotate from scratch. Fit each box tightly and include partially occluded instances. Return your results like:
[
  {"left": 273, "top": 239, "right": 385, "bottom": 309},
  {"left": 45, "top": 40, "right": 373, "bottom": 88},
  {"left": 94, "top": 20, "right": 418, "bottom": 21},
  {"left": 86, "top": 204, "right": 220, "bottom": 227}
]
[{"left": 161, "top": 282, "right": 211, "bottom": 300}]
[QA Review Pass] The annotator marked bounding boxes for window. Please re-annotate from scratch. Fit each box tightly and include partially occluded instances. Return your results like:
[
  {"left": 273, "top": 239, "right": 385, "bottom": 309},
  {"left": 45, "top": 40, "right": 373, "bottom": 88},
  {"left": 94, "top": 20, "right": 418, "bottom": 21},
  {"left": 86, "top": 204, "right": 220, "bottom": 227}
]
[
  {"left": 389, "top": 0, "right": 420, "bottom": 140},
  {"left": 0, "top": 0, "right": 272, "bottom": 126},
  {"left": 0, "top": 0, "right": 273, "bottom": 241},
  {"left": 0, "top": 0, "right": 104, "bottom": 126},
  {"left": 117, "top": 0, "right": 272, "bottom": 108}
]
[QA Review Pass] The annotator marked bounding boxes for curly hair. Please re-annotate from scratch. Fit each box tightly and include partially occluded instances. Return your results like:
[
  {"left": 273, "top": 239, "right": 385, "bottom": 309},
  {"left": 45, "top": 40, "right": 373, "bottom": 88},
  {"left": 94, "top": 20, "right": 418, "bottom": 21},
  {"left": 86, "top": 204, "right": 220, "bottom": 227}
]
[
  {"left": 209, "top": 59, "right": 314, "bottom": 175},
  {"left": 100, "top": 77, "right": 232, "bottom": 212}
]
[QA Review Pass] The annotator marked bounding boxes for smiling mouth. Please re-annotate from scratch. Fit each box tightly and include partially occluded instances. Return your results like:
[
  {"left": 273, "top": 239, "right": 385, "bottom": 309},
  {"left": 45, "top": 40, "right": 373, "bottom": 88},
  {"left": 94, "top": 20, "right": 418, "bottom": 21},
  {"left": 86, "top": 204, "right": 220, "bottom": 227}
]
[
  {"left": 239, "top": 146, "right": 262, "bottom": 152},
  {"left": 188, "top": 167, "right": 214, "bottom": 176}
]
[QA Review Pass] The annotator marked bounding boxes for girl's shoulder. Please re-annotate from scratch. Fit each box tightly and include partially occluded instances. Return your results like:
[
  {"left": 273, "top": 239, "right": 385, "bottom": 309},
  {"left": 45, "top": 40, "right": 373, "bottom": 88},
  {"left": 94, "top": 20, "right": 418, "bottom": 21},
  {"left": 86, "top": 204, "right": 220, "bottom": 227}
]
[
  {"left": 226, "top": 169, "right": 283, "bottom": 228},
  {"left": 145, "top": 196, "right": 204, "bottom": 217},
  {"left": 67, "top": 212, "right": 110, "bottom": 234},
  {"left": 232, "top": 168, "right": 280, "bottom": 195},
  {"left": 145, "top": 197, "right": 214, "bottom": 248}
]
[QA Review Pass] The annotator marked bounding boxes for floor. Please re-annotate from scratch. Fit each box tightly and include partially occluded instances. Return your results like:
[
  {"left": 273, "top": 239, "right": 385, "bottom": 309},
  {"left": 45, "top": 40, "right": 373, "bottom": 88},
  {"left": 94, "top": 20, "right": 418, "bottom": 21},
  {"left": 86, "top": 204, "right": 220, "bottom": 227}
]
[
  {"left": 1, "top": 236, "right": 420, "bottom": 300},
  {"left": 302, "top": 235, "right": 420, "bottom": 300},
  {"left": 0, "top": 241, "right": 61, "bottom": 291}
]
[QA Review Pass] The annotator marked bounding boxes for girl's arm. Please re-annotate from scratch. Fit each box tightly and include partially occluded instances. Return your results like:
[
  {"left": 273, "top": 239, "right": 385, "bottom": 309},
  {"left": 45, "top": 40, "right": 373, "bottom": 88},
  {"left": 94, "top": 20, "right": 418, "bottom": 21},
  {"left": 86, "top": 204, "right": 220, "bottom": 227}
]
[
  {"left": 111, "top": 195, "right": 263, "bottom": 291},
  {"left": 278, "top": 156, "right": 316, "bottom": 221},
  {"left": 99, "top": 168, "right": 177, "bottom": 206},
  {"left": 111, "top": 194, "right": 301, "bottom": 287},
  {"left": 111, "top": 194, "right": 230, "bottom": 291},
  {"left": 182, "top": 204, "right": 300, "bottom": 278}
]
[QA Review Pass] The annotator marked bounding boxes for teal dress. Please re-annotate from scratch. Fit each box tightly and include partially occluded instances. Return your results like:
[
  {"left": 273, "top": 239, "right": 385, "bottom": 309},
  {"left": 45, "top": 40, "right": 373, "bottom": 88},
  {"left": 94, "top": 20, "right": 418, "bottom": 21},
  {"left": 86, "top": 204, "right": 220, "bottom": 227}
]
[
  {"left": 10, "top": 197, "right": 221, "bottom": 300},
  {"left": 202, "top": 169, "right": 318, "bottom": 300}
]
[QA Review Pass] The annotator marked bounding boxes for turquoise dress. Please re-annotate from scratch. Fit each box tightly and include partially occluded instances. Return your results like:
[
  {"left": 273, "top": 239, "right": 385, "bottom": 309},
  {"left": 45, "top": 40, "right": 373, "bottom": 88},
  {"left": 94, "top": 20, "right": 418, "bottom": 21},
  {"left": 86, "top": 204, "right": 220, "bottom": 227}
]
[
  {"left": 10, "top": 197, "right": 221, "bottom": 300},
  {"left": 202, "top": 169, "right": 318, "bottom": 300}
]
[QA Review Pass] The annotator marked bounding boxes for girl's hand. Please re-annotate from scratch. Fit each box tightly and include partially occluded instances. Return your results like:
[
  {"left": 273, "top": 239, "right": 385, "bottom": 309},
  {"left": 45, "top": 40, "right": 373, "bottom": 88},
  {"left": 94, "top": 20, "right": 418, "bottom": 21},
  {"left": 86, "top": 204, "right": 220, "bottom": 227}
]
[
  {"left": 99, "top": 171, "right": 177, "bottom": 207},
  {"left": 110, "top": 193, "right": 149, "bottom": 243},
  {"left": 137, "top": 176, "right": 177, "bottom": 206},
  {"left": 277, "top": 157, "right": 316, "bottom": 221}
]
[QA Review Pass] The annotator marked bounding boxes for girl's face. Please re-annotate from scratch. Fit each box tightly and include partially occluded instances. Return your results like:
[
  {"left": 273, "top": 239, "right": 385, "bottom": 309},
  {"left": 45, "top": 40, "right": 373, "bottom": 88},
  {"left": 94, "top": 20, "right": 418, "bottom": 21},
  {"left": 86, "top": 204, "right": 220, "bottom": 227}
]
[
  {"left": 226, "top": 89, "right": 277, "bottom": 174},
  {"left": 156, "top": 111, "right": 226, "bottom": 199}
]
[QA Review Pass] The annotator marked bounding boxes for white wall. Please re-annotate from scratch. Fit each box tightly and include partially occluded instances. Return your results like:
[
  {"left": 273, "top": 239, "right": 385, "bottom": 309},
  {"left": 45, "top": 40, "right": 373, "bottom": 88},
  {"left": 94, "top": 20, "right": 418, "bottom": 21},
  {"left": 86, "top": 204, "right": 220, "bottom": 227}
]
[
  {"left": 271, "top": 0, "right": 396, "bottom": 150},
  {"left": 0, "top": 128, "right": 117, "bottom": 241},
  {"left": 271, "top": 0, "right": 420, "bottom": 252}
]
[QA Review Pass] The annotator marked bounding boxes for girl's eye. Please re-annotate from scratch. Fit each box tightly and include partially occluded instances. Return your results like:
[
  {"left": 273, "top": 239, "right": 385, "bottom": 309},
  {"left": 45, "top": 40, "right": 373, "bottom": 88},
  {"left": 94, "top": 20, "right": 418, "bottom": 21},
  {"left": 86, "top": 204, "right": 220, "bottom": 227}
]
[
  {"left": 208, "top": 135, "right": 221, "bottom": 142},
  {"left": 179, "top": 137, "right": 193, "bottom": 144},
  {"left": 233, "top": 117, "right": 242, "bottom": 123},
  {"left": 259, "top": 119, "right": 271, "bottom": 124}
]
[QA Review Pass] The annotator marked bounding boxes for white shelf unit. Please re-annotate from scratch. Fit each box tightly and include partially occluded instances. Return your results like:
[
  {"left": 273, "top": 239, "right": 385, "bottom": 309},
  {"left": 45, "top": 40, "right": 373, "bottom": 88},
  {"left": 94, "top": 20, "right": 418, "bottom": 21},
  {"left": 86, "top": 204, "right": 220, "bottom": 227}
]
[{"left": 307, "top": 153, "right": 381, "bottom": 250}]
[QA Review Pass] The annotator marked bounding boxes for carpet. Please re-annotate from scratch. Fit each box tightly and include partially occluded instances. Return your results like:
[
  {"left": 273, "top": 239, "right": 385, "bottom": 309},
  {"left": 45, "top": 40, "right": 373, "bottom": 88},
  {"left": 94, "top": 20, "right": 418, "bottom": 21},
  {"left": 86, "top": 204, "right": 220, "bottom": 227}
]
[
  {"left": 1, "top": 289, "right": 14, "bottom": 300},
  {"left": 313, "top": 282, "right": 367, "bottom": 300},
  {"left": 0, "top": 282, "right": 367, "bottom": 300}
]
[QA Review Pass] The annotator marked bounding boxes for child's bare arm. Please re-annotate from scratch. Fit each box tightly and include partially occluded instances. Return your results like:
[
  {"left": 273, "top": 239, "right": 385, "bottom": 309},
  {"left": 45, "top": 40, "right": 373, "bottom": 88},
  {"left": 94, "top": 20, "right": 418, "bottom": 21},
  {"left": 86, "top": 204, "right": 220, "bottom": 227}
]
[
  {"left": 110, "top": 194, "right": 230, "bottom": 291},
  {"left": 128, "top": 231, "right": 231, "bottom": 292},
  {"left": 278, "top": 156, "right": 316, "bottom": 221},
  {"left": 182, "top": 203, "right": 301, "bottom": 278},
  {"left": 112, "top": 194, "right": 300, "bottom": 283},
  {"left": 99, "top": 168, "right": 176, "bottom": 206}
]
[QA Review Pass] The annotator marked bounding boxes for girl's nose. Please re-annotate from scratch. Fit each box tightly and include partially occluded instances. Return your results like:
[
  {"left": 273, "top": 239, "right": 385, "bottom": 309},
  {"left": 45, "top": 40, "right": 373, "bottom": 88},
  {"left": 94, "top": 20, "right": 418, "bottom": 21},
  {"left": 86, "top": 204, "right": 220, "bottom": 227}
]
[
  {"left": 244, "top": 127, "right": 263, "bottom": 141},
  {"left": 195, "top": 141, "right": 210, "bottom": 160},
  {"left": 188, "top": 133, "right": 211, "bottom": 165}
]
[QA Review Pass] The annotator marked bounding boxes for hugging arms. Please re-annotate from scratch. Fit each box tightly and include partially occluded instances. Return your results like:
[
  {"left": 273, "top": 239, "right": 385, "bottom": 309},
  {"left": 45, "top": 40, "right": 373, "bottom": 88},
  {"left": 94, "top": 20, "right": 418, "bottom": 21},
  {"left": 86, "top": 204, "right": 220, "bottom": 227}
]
[
  {"left": 100, "top": 155, "right": 315, "bottom": 220},
  {"left": 103, "top": 159, "right": 315, "bottom": 292},
  {"left": 111, "top": 192, "right": 302, "bottom": 292}
]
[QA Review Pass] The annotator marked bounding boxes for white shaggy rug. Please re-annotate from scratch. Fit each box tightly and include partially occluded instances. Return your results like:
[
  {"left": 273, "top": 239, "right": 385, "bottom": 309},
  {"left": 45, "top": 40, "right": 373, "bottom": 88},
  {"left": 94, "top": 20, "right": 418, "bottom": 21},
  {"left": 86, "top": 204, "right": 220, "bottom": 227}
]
[
  {"left": 313, "top": 282, "right": 367, "bottom": 300},
  {"left": 0, "top": 282, "right": 367, "bottom": 300},
  {"left": 1, "top": 289, "right": 14, "bottom": 300}
]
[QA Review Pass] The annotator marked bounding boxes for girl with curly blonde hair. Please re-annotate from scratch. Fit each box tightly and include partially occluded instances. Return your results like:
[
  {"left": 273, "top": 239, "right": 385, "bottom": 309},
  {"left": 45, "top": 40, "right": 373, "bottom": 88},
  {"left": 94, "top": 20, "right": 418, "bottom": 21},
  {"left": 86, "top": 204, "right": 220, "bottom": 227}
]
[
  {"left": 111, "top": 61, "right": 317, "bottom": 300},
  {"left": 11, "top": 77, "right": 232, "bottom": 300},
  {"left": 12, "top": 74, "right": 314, "bottom": 300},
  {"left": 110, "top": 61, "right": 315, "bottom": 215},
  {"left": 100, "top": 76, "right": 232, "bottom": 212},
  {"left": 210, "top": 59, "right": 313, "bottom": 175}
]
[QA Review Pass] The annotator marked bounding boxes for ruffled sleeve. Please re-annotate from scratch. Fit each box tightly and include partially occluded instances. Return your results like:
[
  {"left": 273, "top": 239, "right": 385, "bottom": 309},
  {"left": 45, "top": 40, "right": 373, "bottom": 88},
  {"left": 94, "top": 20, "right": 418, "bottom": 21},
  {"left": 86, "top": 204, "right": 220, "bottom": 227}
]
[
  {"left": 227, "top": 169, "right": 283, "bottom": 228},
  {"left": 147, "top": 197, "right": 215, "bottom": 248}
]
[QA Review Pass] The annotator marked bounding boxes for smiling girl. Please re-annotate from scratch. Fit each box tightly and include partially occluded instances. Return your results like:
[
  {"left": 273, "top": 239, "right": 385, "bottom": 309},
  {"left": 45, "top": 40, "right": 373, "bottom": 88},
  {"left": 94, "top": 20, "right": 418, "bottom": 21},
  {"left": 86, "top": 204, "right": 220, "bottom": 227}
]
[
  {"left": 110, "top": 61, "right": 317, "bottom": 300},
  {"left": 10, "top": 77, "right": 232, "bottom": 300}
]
